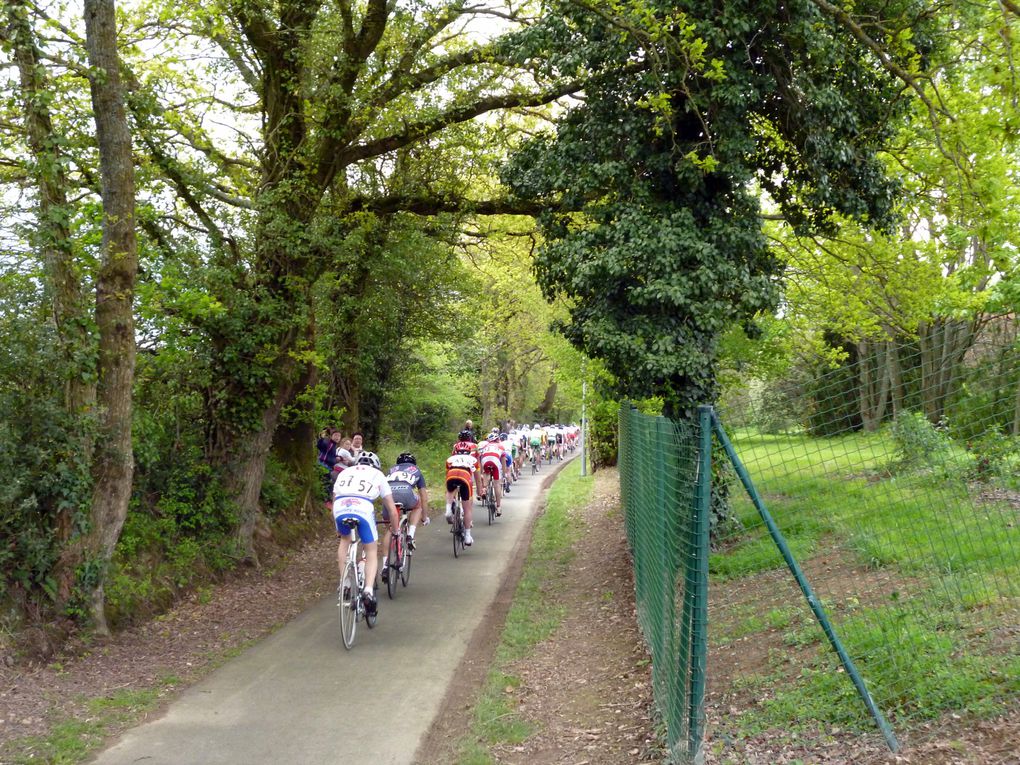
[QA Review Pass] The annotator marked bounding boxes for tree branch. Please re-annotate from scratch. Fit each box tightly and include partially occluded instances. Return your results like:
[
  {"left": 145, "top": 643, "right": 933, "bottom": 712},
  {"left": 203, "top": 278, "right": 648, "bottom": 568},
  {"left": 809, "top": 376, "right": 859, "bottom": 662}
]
[
  {"left": 339, "top": 76, "right": 586, "bottom": 167},
  {"left": 809, "top": 0, "right": 953, "bottom": 121},
  {"left": 347, "top": 192, "right": 559, "bottom": 217}
]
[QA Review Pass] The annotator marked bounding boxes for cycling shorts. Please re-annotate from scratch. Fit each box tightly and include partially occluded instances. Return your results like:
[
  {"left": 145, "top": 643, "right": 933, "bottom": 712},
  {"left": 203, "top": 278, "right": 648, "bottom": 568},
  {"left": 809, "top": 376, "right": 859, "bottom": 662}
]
[
  {"left": 530, "top": 437, "right": 541, "bottom": 446},
  {"left": 504, "top": 452, "right": 513, "bottom": 468},
  {"left": 388, "top": 483, "right": 420, "bottom": 517},
  {"left": 446, "top": 476, "right": 472, "bottom": 500},
  {"left": 481, "top": 457, "right": 502, "bottom": 481},
  {"left": 333, "top": 497, "right": 378, "bottom": 544}
]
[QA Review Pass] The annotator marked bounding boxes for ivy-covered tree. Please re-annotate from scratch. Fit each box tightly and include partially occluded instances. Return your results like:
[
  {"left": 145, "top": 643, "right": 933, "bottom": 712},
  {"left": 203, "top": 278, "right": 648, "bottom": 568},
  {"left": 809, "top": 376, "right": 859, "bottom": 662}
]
[{"left": 503, "top": 0, "right": 933, "bottom": 418}]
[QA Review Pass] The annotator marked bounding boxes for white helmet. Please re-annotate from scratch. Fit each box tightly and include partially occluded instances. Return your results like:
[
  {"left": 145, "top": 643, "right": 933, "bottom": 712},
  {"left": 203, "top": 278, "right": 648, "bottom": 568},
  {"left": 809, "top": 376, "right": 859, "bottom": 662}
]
[{"left": 356, "top": 451, "right": 381, "bottom": 470}]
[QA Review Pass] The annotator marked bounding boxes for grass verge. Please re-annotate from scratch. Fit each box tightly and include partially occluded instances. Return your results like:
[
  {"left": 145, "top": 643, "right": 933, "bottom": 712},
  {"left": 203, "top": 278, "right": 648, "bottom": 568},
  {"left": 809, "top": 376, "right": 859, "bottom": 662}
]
[
  {"left": 456, "top": 459, "right": 595, "bottom": 765},
  {"left": 711, "top": 427, "right": 1020, "bottom": 734}
]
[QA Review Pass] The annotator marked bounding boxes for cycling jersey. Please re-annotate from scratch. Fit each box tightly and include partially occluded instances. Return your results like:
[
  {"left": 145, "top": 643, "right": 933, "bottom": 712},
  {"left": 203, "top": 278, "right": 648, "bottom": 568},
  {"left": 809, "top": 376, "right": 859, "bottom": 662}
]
[
  {"left": 332, "top": 464, "right": 392, "bottom": 543},
  {"left": 478, "top": 441, "right": 506, "bottom": 480},
  {"left": 446, "top": 453, "right": 478, "bottom": 500},
  {"left": 387, "top": 462, "right": 426, "bottom": 512}
]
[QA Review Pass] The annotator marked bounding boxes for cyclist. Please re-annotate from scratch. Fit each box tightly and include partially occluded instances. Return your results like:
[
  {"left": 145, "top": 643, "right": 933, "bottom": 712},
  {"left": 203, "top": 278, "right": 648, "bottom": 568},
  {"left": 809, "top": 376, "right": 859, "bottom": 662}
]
[
  {"left": 382, "top": 452, "right": 430, "bottom": 585},
  {"left": 500, "top": 431, "right": 517, "bottom": 484},
  {"left": 529, "top": 423, "right": 543, "bottom": 468},
  {"left": 477, "top": 433, "right": 507, "bottom": 515},
  {"left": 332, "top": 451, "right": 398, "bottom": 618},
  {"left": 553, "top": 424, "right": 565, "bottom": 460},
  {"left": 446, "top": 431, "right": 482, "bottom": 545}
]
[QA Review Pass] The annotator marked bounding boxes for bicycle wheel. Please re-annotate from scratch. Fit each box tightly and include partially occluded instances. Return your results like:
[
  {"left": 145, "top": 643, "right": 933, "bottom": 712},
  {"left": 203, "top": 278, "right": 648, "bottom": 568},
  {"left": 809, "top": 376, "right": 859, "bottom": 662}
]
[
  {"left": 487, "top": 484, "right": 494, "bottom": 525},
  {"left": 386, "top": 533, "right": 400, "bottom": 599},
  {"left": 452, "top": 501, "right": 464, "bottom": 557},
  {"left": 338, "top": 561, "right": 358, "bottom": 649},
  {"left": 400, "top": 530, "right": 411, "bottom": 587}
]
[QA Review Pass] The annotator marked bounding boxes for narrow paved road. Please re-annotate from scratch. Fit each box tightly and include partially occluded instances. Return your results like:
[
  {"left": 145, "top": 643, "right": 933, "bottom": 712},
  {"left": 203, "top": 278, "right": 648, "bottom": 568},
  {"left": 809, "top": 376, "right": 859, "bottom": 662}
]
[{"left": 89, "top": 456, "right": 575, "bottom": 765}]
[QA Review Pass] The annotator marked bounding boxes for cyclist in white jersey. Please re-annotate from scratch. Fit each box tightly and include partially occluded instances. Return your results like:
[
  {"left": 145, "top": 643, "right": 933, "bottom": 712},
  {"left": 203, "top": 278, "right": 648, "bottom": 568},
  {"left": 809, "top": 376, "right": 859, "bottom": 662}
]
[{"left": 332, "top": 451, "right": 398, "bottom": 617}]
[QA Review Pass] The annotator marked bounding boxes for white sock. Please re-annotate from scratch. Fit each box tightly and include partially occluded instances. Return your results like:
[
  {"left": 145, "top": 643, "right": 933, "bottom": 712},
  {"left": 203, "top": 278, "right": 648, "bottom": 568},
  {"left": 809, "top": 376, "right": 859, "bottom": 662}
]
[
  {"left": 365, "top": 586, "right": 374, "bottom": 597},
  {"left": 409, "top": 525, "right": 416, "bottom": 537}
]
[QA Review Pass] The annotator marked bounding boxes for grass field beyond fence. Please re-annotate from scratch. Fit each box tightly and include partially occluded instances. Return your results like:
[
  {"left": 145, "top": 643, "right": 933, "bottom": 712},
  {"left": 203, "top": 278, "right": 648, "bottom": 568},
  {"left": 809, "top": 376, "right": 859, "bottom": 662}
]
[{"left": 620, "top": 341, "right": 1020, "bottom": 762}]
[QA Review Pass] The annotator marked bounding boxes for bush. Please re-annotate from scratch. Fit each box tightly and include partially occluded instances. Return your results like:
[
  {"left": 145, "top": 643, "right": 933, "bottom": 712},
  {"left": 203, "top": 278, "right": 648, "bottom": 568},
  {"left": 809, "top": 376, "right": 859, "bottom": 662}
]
[
  {"left": 587, "top": 399, "right": 620, "bottom": 469},
  {"left": 891, "top": 411, "right": 953, "bottom": 468},
  {"left": 965, "top": 430, "right": 1020, "bottom": 486}
]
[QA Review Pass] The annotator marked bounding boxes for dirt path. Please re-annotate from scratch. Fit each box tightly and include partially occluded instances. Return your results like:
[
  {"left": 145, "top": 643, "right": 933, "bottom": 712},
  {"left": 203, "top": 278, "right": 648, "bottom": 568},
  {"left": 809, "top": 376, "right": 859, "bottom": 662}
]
[{"left": 415, "top": 467, "right": 663, "bottom": 764}]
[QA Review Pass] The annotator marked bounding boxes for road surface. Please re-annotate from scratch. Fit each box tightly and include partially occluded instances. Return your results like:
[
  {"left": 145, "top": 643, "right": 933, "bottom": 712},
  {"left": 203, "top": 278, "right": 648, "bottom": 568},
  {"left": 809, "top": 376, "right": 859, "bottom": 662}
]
[{"left": 89, "top": 455, "right": 575, "bottom": 765}]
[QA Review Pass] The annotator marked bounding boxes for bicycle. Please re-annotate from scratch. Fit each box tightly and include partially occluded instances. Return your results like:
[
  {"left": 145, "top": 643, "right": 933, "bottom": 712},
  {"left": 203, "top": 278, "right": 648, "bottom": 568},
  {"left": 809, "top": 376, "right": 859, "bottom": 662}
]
[
  {"left": 383, "top": 504, "right": 412, "bottom": 599},
  {"left": 530, "top": 446, "right": 539, "bottom": 475},
  {"left": 337, "top": 518, "right": 377, "bottom": 649},
  {"left": 485, "top": 478, "right": 497, "bottom": 525},
  {"left": 450, "top": 495, "right": 466, "bottom": 557}
]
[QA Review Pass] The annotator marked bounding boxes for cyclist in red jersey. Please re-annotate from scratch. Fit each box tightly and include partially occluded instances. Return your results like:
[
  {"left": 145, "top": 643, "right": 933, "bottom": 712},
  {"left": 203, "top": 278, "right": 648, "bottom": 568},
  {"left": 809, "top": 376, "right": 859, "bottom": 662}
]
[
  {"left": 445, "top": 431, "right": 482, "bottom": 545},
  {"left": 477, "top": 432, "right": 508, "bottom": 516}
]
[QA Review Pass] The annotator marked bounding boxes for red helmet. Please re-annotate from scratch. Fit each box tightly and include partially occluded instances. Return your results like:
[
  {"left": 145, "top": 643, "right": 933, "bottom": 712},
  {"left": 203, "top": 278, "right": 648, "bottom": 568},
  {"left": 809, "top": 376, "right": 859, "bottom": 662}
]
[{"left": 453, "top": 440, "right": 474, "bottom": 455}]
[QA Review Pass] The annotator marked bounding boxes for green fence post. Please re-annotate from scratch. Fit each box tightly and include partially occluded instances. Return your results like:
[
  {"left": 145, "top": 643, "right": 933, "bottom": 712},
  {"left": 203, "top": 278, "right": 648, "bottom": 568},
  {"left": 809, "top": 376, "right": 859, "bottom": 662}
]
[
  {"left": 688, "top": 405, "right": 712, "bottom": 760},
  {"left": 711, "top": 412, "right": 900, "bottom": 753}
]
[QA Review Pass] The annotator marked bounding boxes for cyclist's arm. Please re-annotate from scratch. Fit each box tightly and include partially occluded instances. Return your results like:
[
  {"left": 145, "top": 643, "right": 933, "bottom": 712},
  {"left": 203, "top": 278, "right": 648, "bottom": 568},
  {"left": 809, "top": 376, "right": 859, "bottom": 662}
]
[{"left": 419, "top": 485, "right": 429, "bottom": 516}]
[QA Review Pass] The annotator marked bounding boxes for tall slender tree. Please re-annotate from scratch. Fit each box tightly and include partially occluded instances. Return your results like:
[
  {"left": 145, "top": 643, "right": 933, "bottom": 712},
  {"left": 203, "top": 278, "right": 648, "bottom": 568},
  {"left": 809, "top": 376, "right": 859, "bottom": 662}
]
[{"left": 81, "top": 0, "right": 137, "bottom": 634}]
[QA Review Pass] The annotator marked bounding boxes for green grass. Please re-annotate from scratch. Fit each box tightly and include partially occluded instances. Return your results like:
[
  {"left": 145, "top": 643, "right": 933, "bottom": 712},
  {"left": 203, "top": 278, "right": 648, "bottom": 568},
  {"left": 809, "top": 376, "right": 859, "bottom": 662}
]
[
  {"left": 1, "top": 638, "right": 262, "bottom": 765},
  {"left": 3, "top": 685, "right": 170, "bottom": 765},
  {"left": 455, "top": 460, "right": 595, "bottom": 764},
  {"left": 709, "top": 426, "right": 1020, "bottom": 734}
]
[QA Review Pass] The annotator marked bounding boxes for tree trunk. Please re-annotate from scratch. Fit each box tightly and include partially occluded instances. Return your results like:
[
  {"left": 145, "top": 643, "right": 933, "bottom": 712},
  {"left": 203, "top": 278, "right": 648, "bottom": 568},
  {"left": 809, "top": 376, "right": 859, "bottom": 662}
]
[
  {"left": 887, "top": 338, "right": 903, "bottom": 418},
  {"left": 858, "top": 339, "right": 890, "bottom": 432},
  {"left": 4, "top": 0, "right": 98, "bottom": 603},
  {"left": 536, "top": 377, "right": 558, "bottom": 420},
  {"left": 918, "top": 318, "right": 977, "bottom": 424},
  {"left": 229, "top": 392, "right": 289, "bottom": 563},
  {"left": 81, "top": 0, "right": 138, "bottom": 635}
]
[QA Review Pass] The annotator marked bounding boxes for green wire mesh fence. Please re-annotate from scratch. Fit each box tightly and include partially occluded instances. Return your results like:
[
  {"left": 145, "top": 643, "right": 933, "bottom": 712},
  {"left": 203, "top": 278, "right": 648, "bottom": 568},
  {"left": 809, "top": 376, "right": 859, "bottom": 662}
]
[
  {"left": 711, "top": 339, "right": 1020, "bottom": 743},
  {"left": 618, "top": 407, "right": 706, "bottom": 763},
  {"left": 619, "top": 335, "right": 1020, "bottom": 762}
]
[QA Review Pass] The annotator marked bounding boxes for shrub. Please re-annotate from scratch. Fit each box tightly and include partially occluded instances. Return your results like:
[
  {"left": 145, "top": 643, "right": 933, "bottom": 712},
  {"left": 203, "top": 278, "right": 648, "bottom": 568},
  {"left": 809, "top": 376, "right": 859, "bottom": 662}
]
[{"left": 890, "top": 411, "right": 953, "bottom": 468}]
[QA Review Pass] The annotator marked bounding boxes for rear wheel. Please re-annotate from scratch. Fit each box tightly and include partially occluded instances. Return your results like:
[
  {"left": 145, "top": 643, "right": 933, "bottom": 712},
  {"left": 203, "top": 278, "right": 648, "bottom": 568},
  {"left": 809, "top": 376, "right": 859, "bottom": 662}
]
[
  {"left": 452, "top": 502, "right": 463, "bottom": 558},
  {"left": 400, "top": 530, "right": 411, "bottom": 587},
  {"left": 386, "top": 533, "right": 400, "bottom": 599},
  {"left": 338, "top": 562, "right": 358, "bottom": 649}
]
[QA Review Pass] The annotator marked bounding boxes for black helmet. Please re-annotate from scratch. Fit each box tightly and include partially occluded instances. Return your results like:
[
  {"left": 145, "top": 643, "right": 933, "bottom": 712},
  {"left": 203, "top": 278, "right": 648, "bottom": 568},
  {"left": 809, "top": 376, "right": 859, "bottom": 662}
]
[
  {"left": 396, "top": 452, "right": 416, "bottom": 465},
  {"left": 458, "top": 429, "right": 474, "bottom": 442}
]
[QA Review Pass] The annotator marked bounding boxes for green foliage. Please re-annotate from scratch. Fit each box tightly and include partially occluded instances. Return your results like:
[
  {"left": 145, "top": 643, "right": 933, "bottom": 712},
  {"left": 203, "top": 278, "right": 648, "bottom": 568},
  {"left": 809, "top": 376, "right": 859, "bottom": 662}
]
[
  {"left": 890, "top": 411, "right": 953, "bottom": 469},
  {"left": 964, "top": 431, "right": 1020, "bottom": 486},
  {"left": 504, "top": 0, "right": 923, "bottom": 416},
  {"left": 587, "top": 398, "right": 621, "bottom": 469},
  {"left": 0, "top": 273, "right": 91, "bottom": 614}
]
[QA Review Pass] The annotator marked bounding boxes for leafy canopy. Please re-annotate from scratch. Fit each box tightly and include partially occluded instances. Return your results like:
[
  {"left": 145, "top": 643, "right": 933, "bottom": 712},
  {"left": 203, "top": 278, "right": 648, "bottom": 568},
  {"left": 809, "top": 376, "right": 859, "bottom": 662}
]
[{"left": 504, "top": 0, "right": 933, "bottom": 415}]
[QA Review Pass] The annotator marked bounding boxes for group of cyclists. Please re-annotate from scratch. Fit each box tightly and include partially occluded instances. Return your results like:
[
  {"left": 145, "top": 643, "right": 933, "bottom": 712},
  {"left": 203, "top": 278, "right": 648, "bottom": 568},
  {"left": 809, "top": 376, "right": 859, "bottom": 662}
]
[{"left": 325, "top": 419, "right": 580, "bottom": 620}]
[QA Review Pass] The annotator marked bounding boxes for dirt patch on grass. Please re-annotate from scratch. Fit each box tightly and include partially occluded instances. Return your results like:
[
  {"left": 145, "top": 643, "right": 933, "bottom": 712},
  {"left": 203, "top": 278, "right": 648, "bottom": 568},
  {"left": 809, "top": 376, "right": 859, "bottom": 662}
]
[{"left": 486, "top": 468, "right": 662, "bottom": 765}]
